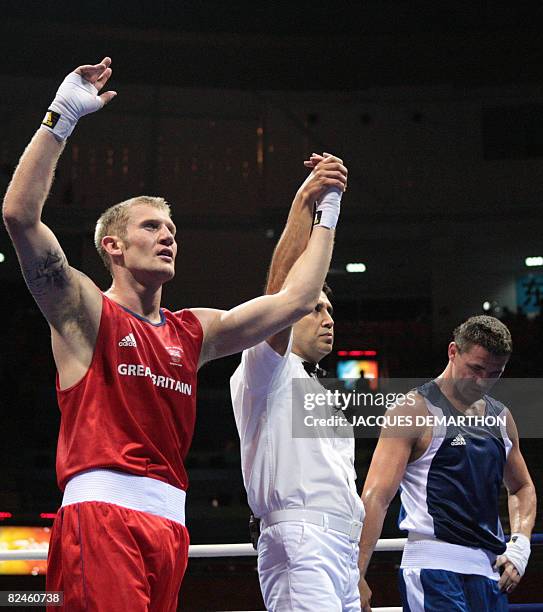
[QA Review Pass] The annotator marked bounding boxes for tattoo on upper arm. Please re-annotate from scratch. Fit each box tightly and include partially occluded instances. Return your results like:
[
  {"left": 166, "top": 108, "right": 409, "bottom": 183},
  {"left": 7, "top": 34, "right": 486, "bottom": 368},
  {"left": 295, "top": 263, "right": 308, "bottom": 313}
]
[{"left": 23, "top": 249, "right": 71, "bottom": 299}]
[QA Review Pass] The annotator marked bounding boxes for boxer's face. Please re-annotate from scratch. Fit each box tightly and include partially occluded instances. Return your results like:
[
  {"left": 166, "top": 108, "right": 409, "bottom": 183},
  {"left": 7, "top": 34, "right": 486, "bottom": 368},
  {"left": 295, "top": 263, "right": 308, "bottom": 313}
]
[
  {"left": 448, "top": 342, "right": 509, "bottom": 403},
  {"left": 119, "top": 204, "right": 177, "bottom": 283},
  {"left": 292, "top": 292, "right": 334, "bottom": 363}
]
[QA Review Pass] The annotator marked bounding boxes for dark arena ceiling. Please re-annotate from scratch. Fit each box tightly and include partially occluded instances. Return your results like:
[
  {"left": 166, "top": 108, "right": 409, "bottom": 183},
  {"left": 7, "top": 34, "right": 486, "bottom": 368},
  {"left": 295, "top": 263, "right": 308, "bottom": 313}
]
[{"left": 2, "top": 1, "right": 543, "bottom": 90}]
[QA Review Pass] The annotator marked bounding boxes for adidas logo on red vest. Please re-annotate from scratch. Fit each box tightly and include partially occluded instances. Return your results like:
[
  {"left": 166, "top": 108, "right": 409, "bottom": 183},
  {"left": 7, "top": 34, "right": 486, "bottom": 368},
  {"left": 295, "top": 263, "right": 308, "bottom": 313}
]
[{"left": 119, "top": 333, "right": 137, "bottom": 347}]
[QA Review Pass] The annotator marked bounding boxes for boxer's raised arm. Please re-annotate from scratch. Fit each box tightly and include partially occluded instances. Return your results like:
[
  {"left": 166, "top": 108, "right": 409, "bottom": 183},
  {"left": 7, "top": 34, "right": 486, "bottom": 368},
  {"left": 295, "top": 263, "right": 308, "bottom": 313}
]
[
  {"left": 266, "top": 154, "right": 347, "bottom": 295},
  {"left": 265, "top": 153, "right": 347, "bottom": 355},
  {"left": 3, "top": 58, "right": 115, "bottom": 331}
]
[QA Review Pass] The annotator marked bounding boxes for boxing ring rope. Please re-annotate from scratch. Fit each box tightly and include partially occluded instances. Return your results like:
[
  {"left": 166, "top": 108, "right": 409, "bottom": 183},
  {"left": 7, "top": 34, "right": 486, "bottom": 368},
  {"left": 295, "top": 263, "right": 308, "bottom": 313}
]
[
  {"left": 1, "top": 536, "right": 542, "bottom": 611},
  {"left": 0, "top": 537, "right": 409, "bottom": 562},
  {"left": 3, "top": 534, "right": 542, "bottom": 561}
]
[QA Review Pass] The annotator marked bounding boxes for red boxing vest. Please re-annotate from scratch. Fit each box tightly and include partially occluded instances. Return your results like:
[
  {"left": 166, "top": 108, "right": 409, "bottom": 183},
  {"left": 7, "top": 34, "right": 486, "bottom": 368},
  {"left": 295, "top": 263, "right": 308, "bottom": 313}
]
[{"left": 56, "top": 294, "right": 203, "bottom": 492}]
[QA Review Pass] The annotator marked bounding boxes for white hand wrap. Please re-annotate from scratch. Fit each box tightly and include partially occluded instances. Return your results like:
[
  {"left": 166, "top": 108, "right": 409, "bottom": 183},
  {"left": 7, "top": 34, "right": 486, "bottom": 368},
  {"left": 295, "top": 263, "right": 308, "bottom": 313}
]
[
  {"left": 504, "top": 533, "right": 531, "bottom": 576},
  {"left": 41, "top": 73, "right": 104, "bottom": 141},
  {"left": 313, "top": 187, "right": 342, "bottom": 230}
]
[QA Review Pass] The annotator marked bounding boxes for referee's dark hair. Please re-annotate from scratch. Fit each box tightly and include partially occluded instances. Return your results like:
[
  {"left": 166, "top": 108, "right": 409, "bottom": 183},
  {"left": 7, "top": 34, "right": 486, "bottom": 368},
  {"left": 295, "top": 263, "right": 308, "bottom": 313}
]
[{"left": 322, "top": 281, "right": 332, "bottom": 299}]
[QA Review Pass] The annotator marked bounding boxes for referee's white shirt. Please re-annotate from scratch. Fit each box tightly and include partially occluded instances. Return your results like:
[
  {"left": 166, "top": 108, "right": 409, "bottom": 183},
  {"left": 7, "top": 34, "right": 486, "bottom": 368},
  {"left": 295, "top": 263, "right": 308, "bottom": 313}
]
[{"left": 230, "top": 334, "right": 364, "bottom": 521}]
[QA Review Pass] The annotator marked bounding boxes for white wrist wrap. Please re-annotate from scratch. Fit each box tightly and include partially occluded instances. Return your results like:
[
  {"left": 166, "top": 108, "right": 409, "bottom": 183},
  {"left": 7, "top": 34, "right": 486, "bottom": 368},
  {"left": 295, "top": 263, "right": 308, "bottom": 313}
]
[
  {"left": 504, "top": 533, "right": 531, "bottom": 576},
  {"left": 313, "top": 187, "right": 342, "bottom": 230},
  {"left": 41, "top": 73, "right": 104, "bottom": 141}
]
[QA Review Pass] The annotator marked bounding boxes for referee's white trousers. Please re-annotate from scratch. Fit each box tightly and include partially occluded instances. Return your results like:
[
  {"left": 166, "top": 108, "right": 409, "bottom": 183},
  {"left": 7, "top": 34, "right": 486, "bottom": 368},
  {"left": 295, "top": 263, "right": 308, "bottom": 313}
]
[{"left": 257, "top": 521, "right": 361, "bottom": 612}]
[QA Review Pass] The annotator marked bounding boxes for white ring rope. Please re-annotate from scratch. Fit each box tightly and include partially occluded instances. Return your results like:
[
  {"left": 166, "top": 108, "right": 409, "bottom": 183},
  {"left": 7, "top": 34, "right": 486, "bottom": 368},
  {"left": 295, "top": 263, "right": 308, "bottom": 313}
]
[{"left": 0, "top": 537, "right": 407, "bottom": 561}]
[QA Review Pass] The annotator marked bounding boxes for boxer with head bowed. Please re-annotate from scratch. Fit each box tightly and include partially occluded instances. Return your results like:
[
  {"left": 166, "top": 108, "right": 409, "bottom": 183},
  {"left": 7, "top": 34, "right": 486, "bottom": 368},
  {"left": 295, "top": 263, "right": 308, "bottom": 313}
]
[{"left": 358, "top": 316, "right": 536, "bottom": 612}]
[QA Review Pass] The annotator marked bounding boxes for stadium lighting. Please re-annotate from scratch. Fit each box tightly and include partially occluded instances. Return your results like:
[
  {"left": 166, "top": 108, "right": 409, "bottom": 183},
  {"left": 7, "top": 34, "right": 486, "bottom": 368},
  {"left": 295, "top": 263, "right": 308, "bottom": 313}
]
[{"left": 346, "top": 263, "right": 366, "bottom": 273}]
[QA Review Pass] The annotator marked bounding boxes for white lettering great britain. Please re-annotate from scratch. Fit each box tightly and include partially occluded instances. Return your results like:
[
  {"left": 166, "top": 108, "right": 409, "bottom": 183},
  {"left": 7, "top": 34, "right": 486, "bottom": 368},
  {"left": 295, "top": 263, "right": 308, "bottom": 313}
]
[{"left": 117, "top": 363, "right": 192, "bottom": 395}]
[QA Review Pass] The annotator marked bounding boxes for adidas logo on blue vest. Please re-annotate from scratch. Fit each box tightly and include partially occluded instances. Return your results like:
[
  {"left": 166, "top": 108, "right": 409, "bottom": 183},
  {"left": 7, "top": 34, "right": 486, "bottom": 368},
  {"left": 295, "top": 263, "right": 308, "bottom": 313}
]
[{"left": 451, "top": 433, "right": 466, "bottom": 446}]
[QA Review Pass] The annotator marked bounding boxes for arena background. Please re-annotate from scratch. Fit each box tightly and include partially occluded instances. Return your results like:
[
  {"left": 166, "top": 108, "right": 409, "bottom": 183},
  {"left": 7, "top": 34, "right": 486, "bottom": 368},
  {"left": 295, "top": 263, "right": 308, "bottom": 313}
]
[{"left": 0, "top": 2, "right": 542, "bottom": 609}]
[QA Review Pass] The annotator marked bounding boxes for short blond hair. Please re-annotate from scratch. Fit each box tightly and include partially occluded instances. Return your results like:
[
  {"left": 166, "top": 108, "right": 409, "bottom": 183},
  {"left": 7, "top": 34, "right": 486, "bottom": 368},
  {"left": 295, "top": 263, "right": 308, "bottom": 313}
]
[{"left": 94, "top": 196, "right": 171, "bottom": 273}]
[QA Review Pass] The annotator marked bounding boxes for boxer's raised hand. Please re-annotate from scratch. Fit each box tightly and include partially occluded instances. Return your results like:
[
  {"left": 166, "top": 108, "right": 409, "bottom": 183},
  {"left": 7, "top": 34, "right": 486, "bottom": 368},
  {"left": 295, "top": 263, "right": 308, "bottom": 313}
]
[{"left": 41, "top": 57, "right": 116, "bottom": 141}]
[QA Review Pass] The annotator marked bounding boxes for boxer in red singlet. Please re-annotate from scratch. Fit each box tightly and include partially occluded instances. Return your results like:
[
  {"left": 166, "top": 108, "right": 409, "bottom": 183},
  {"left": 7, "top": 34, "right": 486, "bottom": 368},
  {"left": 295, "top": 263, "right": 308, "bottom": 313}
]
[{"left": 2, "top": 58, "right": 346, "bottom": 611}]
